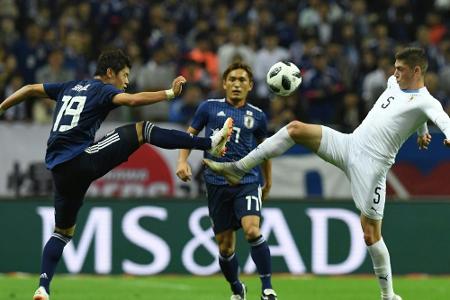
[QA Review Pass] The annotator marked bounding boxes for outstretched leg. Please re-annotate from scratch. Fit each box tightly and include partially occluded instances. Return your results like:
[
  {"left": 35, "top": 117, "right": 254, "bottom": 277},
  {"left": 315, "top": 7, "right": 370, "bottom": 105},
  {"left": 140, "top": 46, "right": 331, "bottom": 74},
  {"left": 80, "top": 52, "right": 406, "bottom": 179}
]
[
  {"left": 139, "top": 118, "right": 233, "bottom": 157},
  {"left": 362, "top": 215, "right": 401, "bottom": 300},
  {"left": 204, "top": 121, "right": 322, "bottom": 184}
]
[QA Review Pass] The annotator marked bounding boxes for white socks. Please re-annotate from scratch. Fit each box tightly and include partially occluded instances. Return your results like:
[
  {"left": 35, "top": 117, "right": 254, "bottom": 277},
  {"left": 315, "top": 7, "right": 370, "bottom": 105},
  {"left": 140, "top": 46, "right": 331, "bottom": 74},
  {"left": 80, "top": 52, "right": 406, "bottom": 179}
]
[
  {"left": 236, "top": 126, "right": 295, "bottom": 172},
  {"left": 367, "top": 239, "right": 394, "bottom": 300}
]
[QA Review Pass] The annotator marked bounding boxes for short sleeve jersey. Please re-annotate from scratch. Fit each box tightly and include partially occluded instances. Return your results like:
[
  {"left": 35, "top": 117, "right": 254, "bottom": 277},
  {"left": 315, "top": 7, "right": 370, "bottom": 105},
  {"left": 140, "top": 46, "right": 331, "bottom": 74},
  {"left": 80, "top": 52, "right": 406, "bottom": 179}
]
[
  {"left": 191, "top": 98, "right": 268, "bottom": 185},
  {"left": 44, "top": 79, "right": 122, "bottom": 169},
  {"left": 353, "top": 75, "right": 450, "bottom": 163}
]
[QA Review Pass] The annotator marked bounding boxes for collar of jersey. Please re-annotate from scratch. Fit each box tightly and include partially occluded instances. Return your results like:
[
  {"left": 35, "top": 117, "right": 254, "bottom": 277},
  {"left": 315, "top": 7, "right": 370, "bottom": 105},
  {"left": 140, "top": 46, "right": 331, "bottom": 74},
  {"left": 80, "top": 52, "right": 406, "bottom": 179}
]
[{"left": 401, "top": 87, "right": 426, "bottom": 93}]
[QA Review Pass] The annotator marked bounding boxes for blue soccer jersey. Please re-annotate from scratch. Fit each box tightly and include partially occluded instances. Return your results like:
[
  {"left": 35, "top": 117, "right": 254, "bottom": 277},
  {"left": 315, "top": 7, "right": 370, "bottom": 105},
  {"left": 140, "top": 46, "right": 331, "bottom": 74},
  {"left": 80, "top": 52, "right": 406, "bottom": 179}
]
[
  {"left": 44, "top": 79, "right": 122, "bottom": 169},
  {"left": 191, "top": 98, "right": 268, "bottom": 185}
]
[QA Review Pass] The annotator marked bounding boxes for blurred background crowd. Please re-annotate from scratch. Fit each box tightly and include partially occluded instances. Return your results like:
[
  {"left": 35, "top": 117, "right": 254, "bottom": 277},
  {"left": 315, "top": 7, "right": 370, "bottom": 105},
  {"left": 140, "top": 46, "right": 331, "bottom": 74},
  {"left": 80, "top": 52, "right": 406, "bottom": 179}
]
[{"left": 1, "top": 0, "right": 450, "bottom": 134}]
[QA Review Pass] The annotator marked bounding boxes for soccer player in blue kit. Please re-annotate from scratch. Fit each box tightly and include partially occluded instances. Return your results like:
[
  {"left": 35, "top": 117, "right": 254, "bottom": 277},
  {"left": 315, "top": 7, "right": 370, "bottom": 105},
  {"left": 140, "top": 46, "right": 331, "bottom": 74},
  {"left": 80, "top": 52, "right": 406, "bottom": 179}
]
[
  {"left": 0, "top": 49, "right": 233, "bottom": 300},
  {"left": 176, "top": 62, "right": 277, "bottom": 300}
]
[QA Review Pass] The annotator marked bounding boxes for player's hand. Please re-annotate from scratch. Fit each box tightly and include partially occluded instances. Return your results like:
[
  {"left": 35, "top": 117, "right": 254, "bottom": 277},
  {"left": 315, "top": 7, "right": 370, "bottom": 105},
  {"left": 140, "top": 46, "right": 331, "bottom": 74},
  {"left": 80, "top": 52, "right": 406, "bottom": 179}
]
[
  {"left": 261, "top": 183, "right": 271, "bottom": 201},
  {"left": 171, "top": 76, "right": 187, "bottom": 96},
  {"left": 176, "top": 161, "right": 192, "bottom": 182},
  {"left": 444, "top": 139, "right": 450, "bottom": 148},
  {"left": 417, "top": 133, "right": 431, "bottom": 150}
]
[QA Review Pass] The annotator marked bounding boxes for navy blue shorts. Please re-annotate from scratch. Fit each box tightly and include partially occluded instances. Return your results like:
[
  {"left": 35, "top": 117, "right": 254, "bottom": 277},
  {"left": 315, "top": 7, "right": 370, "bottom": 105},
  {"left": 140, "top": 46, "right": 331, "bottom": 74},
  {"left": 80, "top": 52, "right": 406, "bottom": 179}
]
[
  {"left": 51, "top": 124, "right": 139, "bottom": 229},
  {"left": 206, "top": 183, "right": 262, "bottom": 234}
]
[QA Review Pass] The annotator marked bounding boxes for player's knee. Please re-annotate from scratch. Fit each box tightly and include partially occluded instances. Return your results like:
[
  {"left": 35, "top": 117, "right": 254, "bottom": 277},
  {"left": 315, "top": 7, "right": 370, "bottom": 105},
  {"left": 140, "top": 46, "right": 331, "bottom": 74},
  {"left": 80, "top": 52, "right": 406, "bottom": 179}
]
[
  {"left": 243, "top": 225, "right": 260, "bottom": 241},
  {"left": 363, "top": 231, "right": 381, "bottom": 246},
  {"left": 136, "top": 121, "right": 145, "bottom": 145},
  {"left": 287, "top": 120, "right": 306, "bottom": 138},
  {"left": 218, "top": 243, "right": 235, "bottom": 256}
]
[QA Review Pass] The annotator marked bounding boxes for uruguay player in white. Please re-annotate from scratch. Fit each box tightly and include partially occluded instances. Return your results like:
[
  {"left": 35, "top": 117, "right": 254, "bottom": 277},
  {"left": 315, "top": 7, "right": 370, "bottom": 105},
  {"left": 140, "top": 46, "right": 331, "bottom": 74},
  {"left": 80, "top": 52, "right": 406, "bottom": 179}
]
[{"left": 205, "top": 47, "right": 450, "bottom": 300}]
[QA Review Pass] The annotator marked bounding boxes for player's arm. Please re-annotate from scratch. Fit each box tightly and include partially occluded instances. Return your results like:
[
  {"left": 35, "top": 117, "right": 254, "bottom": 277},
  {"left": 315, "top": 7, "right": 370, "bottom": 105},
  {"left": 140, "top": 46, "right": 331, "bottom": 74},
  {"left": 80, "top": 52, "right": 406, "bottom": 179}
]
[
  {"left": 112, "top": 76, "right": 186, "bottom": 106},
  {"left": 0, "top": 84, "right": 48, "bottom": 115},
  {"left": 422, "top": 99, "right": 450, "bottom": 147},
  {"left": 259, "top": 138, "right": 272, "bottom": 200},
  {"left": 416, "top": 123, "right": 431, "bottom": 150},
  {"left": 176, "top": 126, "right": 200, "bottom": 182}
]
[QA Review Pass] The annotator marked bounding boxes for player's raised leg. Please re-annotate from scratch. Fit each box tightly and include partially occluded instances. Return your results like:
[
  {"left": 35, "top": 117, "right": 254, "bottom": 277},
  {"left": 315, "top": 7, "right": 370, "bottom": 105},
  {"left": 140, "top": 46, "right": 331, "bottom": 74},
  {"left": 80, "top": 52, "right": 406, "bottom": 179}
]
[
  {"left": 362, "top": 216, "right": 402, "bottom": 300},
  {"left": 138, "top": 117, "right": 233, "bottom": 157},
  {"left": 204, "top": 121, "right": 321, "bottom": 184}
]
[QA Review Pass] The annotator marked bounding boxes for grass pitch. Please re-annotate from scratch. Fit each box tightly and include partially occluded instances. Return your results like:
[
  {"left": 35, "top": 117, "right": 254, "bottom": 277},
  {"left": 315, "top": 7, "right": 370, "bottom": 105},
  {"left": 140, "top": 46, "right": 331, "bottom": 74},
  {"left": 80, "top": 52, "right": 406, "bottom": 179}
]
[{"left": 1, "top": 273, "right": 448, "bottom": 300}]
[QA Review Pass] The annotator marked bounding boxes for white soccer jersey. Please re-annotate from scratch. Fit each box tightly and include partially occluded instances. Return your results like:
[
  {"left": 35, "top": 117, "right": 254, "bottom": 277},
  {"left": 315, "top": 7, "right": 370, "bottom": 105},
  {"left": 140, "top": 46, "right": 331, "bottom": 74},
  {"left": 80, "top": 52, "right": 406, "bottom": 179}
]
[{"left": 353, "top": 75, "right": 450, "bottom": 163}]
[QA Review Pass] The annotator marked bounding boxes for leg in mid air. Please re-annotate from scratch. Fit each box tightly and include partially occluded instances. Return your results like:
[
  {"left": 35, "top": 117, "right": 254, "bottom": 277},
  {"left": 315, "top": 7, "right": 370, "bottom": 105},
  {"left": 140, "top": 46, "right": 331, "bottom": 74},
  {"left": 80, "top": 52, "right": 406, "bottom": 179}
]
[
  {"left": 362, "top": 216, "right": 402, "bottom": 300},
  {"left": 204, "top": 120, "right": 322, "bottom": 184},
  {"left": 241, "top": 215, "right": 277, "bottom": 300},
  {"left": 216, "top": 230, "right": 247, "bottom": 300},
  {"left": 137, "top": 117, "right": 233, "bottom": 157}
]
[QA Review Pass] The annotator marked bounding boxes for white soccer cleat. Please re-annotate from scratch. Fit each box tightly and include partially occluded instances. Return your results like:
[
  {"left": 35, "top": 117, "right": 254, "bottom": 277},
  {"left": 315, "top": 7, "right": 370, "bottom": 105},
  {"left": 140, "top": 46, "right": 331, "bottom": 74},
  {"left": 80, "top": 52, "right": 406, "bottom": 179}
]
[
  {"left": 208, "top": 117, "right": 233, "bottom": 157},
  {"left": 230, "top": 282, "right": 247, "bottom": 300},
  {"left": 261, "top": 288, "right": 278, "bottom": 300},
  {"left": 33, "top": 286, "right": 49, "bottom": 300},
  {"left": 203, "top": 159, "right": 245, "bottom": 185}
]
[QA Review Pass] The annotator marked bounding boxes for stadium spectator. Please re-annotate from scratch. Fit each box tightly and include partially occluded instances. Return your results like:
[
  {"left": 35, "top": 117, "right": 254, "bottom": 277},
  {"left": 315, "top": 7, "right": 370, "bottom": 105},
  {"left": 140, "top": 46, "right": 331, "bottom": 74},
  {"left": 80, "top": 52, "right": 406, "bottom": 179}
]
[
  {"left": 168, "top": 83, "right": 204, "bottom": 125},
  {"left": 362, "top": 55, "right": 394, "bottom": 112},
  {"left": 0, "top": 0, "right": 449, "bottom": 126},
  {"left": 218, "top": 26, "right": 255, "bottom": 75},
  {"left": 253, "top": 30, "right": 290, "bottom": 111}
]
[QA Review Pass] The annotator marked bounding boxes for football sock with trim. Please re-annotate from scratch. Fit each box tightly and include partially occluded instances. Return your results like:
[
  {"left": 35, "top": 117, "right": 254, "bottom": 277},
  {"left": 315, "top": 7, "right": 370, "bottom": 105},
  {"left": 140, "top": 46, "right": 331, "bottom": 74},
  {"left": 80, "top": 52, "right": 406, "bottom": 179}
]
[
  {"left": 38, "top": 233, "right": 71, "bottom": 294},
  {"left": 236, "top": 125, "right": 295, "bottom": 172},
  {"left": 143, "top": 121, "right": 210, "bottom": 150},
  {"left": 219, "top": 252, "right": 243, "bottom": 294},
  {"left": 367, "top": 238, "right": 395, "bottom": 299},
  {"left": 249, "top": 235, "right": 273, "bottom": 291}
]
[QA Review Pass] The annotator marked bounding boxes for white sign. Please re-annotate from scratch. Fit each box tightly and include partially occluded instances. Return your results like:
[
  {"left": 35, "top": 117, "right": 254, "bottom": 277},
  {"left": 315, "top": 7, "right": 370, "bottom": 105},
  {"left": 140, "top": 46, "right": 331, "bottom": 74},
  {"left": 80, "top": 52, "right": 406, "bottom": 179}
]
[{"left": 36, "top": 206, "right": 366, "bottom": 275}]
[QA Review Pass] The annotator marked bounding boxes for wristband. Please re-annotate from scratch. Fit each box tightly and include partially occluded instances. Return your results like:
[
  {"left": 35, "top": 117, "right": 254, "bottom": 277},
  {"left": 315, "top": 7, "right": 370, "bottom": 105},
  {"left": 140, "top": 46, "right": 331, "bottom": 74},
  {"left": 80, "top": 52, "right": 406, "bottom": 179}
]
[{"left": 165, "top": 89, "right": 175, "bottom": 100}]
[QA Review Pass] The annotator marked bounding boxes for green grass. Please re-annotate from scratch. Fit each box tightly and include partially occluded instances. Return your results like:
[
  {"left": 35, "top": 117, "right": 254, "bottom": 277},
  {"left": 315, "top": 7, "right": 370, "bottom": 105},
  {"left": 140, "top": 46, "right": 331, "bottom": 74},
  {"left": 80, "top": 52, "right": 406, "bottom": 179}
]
[{"left": 2, "top": 274, "right": 449, "bottom": 300}]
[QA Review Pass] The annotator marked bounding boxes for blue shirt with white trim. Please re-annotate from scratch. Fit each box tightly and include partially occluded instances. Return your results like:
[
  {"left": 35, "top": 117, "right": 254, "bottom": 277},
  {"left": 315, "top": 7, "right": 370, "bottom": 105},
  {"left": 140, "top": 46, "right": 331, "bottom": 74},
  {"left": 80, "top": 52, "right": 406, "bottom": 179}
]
[
  {"left": 44, "top": 79, "right": 122, "bottom": 169},
  {"left": 191, "top": 98, "right": 268, "bottom": 185}
]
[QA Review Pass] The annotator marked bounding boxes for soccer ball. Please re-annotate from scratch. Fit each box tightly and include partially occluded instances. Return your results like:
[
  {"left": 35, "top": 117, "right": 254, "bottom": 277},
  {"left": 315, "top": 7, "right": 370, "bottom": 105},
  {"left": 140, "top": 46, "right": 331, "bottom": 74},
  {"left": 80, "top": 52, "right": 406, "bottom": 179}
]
[{"left": 266, "top": 61, "right": 302, "bottom": 96}]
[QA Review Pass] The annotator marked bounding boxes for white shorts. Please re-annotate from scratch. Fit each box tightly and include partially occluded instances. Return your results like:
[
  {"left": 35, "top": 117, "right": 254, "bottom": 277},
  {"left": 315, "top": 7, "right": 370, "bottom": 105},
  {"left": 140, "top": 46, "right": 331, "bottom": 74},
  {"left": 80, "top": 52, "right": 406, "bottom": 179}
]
[{"left": 317, "top": 126, "right": 391, "bottom": 220}]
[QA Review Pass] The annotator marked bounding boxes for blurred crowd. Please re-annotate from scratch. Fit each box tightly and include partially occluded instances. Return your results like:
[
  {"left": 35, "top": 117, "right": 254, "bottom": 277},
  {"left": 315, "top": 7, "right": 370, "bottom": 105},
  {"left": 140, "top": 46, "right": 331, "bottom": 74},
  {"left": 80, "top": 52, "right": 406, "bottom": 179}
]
[{"left": 1, "top": 0, "right": 450, "bottom": 133}]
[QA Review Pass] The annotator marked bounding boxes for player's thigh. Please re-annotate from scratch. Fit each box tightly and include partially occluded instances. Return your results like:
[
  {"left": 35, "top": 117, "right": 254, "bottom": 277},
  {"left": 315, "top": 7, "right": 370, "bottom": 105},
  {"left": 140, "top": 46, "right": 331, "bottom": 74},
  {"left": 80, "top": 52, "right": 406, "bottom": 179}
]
[
  {"left": 349, "top": 156, "right": 389, "bottom": 221},
  {"left": 52, "top": 165, "right": 91, "bottom": 229},
  {"left": 286, "top": 121, "right": 322, "bottom": 152},
  {"left": 206, "top": 184, "right": 239, "bottom": 234},
  {"left": 315, "top": 125, "right": 350, "bottom": 170},
  {"left": 84, "top": 123, "right": 140, "bottom": 180}
]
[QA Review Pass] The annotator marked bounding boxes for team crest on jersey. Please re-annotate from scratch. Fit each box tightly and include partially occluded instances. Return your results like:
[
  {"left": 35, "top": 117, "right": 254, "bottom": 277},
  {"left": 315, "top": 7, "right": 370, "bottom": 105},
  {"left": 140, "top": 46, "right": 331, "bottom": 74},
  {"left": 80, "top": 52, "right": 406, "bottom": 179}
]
[{"left": 244, "top": 115, "right": 254, "bottom": 129}]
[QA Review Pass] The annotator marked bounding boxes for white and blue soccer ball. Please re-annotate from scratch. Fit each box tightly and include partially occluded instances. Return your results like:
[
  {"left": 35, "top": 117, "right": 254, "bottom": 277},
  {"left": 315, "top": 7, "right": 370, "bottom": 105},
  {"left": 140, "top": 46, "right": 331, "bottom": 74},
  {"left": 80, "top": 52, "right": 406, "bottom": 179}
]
[{"left": 266, "top": 61, "right": 302, "bottom": 96}]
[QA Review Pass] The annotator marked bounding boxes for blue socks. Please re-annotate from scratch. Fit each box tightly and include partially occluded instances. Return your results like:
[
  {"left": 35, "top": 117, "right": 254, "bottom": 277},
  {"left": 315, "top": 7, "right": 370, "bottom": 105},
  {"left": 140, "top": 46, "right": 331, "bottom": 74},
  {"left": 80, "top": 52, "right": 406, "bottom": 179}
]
[
  {"left": 39, "top": 233, "right": 71, "bottom": 294},
  {"left": 143, "top": 121, "right": 211, "bottom": 150},
  {"left": 219, "top": 252, "right": 243, "bottom": 295},
  {"left": 249, "top": 235, "right": 273, "bottom": 291}
]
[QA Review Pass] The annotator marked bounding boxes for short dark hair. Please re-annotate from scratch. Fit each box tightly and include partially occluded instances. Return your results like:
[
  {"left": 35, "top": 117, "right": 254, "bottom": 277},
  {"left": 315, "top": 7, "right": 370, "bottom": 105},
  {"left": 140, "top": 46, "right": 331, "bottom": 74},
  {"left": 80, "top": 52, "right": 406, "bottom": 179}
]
[
  {"left": 222, "top": 62, "right": 254, "bottom": 83},
  {"left": 395, "top": 47, "right": 428, "bottom": 73},
  {"left": 94, "top": 49, "right": 131, "bottom": 76}
]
